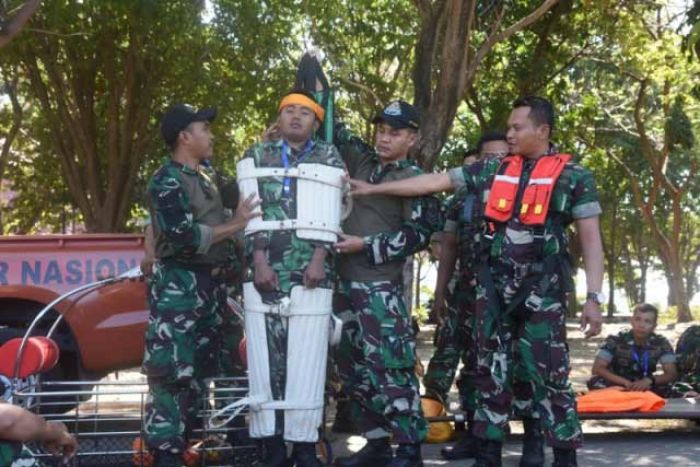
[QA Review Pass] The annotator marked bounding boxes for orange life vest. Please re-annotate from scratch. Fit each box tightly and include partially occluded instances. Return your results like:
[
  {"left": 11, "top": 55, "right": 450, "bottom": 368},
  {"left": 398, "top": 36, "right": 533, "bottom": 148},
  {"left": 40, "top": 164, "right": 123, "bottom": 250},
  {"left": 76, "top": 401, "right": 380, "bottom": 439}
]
[
  {"left": 484, "top": 153, "right": 571, "bottom": 225},
  {"left": 576, "top": 386, "right": 666, "bottom": 413}
]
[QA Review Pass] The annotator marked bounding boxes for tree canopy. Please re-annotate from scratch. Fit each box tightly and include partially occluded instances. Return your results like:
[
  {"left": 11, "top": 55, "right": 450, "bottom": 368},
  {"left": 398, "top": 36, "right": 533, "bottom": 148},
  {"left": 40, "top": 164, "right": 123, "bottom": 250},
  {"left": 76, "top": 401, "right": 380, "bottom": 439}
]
[{"left": 0, "top": 0, "right": 698, "bottom": 320}]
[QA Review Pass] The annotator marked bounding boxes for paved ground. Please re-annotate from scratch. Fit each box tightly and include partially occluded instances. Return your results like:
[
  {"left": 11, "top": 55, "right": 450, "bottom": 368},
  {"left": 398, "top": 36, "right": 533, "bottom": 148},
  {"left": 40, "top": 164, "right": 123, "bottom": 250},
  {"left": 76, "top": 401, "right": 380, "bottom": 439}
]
[
  {"left": 328, "top": 429, "right": 700, "bottom": 466},
  {"left": 98, "top": 319, "right": 699, "bottom": 465},
  {"left": 327, "top": 319, "right": 700, "bottom": 466}
]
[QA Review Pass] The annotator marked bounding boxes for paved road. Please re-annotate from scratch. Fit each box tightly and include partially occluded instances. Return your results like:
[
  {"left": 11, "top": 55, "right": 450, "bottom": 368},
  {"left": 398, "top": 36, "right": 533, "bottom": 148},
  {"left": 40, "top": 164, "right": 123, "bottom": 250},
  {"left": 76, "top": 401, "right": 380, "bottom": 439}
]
[
  {"left": 329, "top": 429, "right": 700, "bottom": 466},
  {"left": 324, "top": 322, "right": 700, "bottom": 466}
]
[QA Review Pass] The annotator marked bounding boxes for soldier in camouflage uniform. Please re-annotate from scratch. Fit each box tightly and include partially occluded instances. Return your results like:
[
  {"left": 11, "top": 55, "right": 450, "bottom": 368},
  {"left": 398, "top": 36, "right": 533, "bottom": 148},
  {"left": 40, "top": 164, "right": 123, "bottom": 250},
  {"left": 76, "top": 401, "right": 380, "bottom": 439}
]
[
  {"left": 671, "top": 324, "right": 700, "bottom": 397},
  {"left": 588, "top": 303, "right": 678, "bottom": 398},
  {"left": 347, "top": 96, "right": 605, "bottom": 467},
  {"left": 332, "top": 101, "right": 442, "bottom": 467},
  {"left": 240, "top": 90, "right": 345, "bottom": 467},
  {"left": 420, "top": 135, "right": 509, "bottom": 461},
  {"left": 143, "top": 104, "right": 259, "bottom": 467},
  {"left": 0, "top": 402, "right": 77, "bottom": 466}
]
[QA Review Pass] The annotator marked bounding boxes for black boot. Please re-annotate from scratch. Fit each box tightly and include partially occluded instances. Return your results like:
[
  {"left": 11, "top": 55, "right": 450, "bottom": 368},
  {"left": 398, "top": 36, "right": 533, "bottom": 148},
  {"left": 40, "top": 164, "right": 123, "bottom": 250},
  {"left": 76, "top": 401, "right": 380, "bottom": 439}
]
[
  {"left": 388, "top": 443, "right": 423, "bottom": 467},
  {"left": 292, "top": 442, "right": 323, "bottom": 467},
  {"left": 520, "top": 417, "right": 545, "bottom": 467},
  {"left": 440, "top": 435, "right": 478, "bottom": 460},
  {"left": 335, "top": 437, "right": 392, "bottom": 467},
  {"left": 262, "top": 435, "right": 289, "bottom": 467},
  {"left": 153, "top": 450, "right": 183, "bottom": 467},
  {"left": 441, "top": 410, "right": 477, "bottom": 460},
  {"left": 552, "top": 447, "right": 577, "bottom": 467},
  {"left": 332, "top": 398, "right": 358, "bottom": 434},
  {"left": 473, "top": 440, "right": 503, "bottom": 467}
]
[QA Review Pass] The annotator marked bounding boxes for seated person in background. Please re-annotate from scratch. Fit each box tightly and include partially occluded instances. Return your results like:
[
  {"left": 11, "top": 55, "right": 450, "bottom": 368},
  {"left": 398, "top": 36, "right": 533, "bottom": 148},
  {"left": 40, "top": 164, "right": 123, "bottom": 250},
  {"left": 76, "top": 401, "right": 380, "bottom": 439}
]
[
  {"left": 671, "top": 325, "right": 700, "bottom": 398},
  {"left": 588, "top": 303, "right": 678, "bottom": 397}
]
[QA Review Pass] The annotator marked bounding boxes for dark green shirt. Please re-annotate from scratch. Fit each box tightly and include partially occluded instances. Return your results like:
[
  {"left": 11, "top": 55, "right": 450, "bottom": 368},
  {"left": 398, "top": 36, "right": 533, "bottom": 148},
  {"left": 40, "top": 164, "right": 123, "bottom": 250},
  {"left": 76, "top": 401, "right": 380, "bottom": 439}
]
[
  {"left": 148, "top": 159, "right": 233, "bottom": 267},
  {"left": 335, "top": 125, "right": 440, "bottom": 282}
]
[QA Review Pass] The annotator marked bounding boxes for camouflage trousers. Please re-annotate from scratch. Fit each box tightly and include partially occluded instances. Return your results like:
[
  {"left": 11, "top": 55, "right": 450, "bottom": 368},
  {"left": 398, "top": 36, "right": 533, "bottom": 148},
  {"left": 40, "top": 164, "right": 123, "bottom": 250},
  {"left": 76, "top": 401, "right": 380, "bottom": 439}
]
[
  {"left": 472, "top": 283, "right": 583, "bottom": 449},
  {"left": 142, "top": 263, "right": 231, "bottom": 453},
  {"left": 0, "top": 442, "right": 42, "bottom": 467},
  {"left": 422, "top": 286, "right": 477, "bottom": 411},
  {"left": 333, "top": 279, "right": 428, "bottom": 444}
]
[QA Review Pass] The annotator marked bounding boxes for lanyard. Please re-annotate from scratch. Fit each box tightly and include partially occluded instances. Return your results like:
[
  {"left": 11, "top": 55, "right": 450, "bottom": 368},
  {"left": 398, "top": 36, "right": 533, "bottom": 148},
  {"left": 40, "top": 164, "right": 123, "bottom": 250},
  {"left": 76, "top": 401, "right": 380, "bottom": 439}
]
[
  {"left": 281, "top": 140, "right": 314, "bottom": 197},
  {"left": 632, "top": 344, "right": 650, "bottom": 376}
]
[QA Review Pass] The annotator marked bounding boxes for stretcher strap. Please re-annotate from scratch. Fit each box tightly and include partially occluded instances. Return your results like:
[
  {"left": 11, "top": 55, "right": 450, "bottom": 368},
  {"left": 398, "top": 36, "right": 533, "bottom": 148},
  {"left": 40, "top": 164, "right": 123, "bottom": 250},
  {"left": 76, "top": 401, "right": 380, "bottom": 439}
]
[
  {"left": 209, "top": 395, "right": 324, "bottom": 429},
  {"left": 238, "top": 167, "right": 344, "bottom": 188},
  {"left": 245, "top": 219, "right": 341, "bottom": 235}
]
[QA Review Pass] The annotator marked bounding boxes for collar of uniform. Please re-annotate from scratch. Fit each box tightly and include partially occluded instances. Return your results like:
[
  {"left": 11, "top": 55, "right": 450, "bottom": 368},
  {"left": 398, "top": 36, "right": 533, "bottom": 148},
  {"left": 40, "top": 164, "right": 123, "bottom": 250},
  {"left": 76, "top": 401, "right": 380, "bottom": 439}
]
[
  {"left": 624, "top": 329, "right": 653, "bottom": 347},
  {"left": 277, "top": 138, "right": 315, "bottom": 151},
  {"left": 167, "top": 158, "right": 199, "bottom": 176},
  {"left": 372, "top": 157, "right": 417, "bottom": 170}
]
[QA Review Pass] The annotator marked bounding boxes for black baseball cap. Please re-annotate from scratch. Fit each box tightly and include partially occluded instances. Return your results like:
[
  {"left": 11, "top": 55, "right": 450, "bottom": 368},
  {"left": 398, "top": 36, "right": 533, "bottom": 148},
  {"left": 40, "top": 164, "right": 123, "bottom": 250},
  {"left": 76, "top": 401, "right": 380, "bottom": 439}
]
[
  {"left": 160, "top": 104, "right": 217, "bottom": 146},
  {"left": 372, "top": 100, "right": 420, "bottom": 130}
]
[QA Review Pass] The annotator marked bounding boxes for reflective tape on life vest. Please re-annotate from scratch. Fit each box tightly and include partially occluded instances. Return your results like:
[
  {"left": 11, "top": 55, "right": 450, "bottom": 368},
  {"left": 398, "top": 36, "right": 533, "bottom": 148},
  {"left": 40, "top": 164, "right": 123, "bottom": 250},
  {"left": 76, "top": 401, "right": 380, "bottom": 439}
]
[{"left": 485, "top": 153, "right": 571, "bottom": 225}]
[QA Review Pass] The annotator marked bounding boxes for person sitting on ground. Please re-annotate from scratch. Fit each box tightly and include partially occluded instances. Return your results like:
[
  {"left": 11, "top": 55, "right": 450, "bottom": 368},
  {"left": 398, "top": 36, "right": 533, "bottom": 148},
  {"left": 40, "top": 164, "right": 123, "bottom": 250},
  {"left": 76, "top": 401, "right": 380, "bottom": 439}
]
[
  {"left": 588, "top": 303, "right": 678, "bottom": 397},
  {"left": 0, "top": 402, "right": 77, "bottom": 466}
]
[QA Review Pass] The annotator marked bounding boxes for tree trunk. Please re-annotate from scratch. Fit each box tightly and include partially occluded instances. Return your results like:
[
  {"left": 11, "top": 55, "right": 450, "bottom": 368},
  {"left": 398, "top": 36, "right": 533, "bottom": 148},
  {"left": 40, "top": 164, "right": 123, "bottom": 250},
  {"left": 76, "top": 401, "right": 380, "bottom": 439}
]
[
  {"left": 605, "top": 201, "right": 618, "bottom": 317},
  {"left": 667, "top": 257, "right": 693, "bottom": 322},
  {"left": 411, "top": 0, "right": 559, "bottom": 169}
]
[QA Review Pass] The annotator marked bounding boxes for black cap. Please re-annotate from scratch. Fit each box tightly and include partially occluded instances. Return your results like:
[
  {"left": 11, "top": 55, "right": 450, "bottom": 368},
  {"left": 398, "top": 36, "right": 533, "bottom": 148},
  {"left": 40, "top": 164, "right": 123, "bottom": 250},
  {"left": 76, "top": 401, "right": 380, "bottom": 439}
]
[
  {"left": 372, "top": 100, "right": 420, "bottom": 129},
  {"left": 160, "top": 104, "right": 217, "bottom": 146}
]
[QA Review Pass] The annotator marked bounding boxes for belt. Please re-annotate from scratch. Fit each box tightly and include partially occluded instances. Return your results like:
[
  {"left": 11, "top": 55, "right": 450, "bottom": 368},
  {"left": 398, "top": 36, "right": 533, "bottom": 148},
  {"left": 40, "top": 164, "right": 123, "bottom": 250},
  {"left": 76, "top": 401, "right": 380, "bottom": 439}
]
[{"left": 159, "top": 259, "right": 231, "bottom": 278}]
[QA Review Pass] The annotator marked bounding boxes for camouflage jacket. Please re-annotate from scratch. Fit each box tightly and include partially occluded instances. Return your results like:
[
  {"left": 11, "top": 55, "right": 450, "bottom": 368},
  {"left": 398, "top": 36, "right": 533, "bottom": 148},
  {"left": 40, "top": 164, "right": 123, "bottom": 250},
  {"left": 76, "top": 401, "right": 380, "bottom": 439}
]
[
  {"left": 241, "top": 139, "right": 345, "bottom": 295},
  {"left": 443, "top": 188, "right": 481, "bottom": 285},
  {"left": 334, "top": 123, "right": 442, "bottom": 282},
  {"left": 676, "top": 325, "right": 700, "bottom": 382},
  {"left": 596, "top": 329, "right": 676, "bottom": 380},
  {"left": 148, "top": 159, "right": 236, "bottom": 269},
  {"left": 447, "top": 154, "right": 602, "bottom": 292}
]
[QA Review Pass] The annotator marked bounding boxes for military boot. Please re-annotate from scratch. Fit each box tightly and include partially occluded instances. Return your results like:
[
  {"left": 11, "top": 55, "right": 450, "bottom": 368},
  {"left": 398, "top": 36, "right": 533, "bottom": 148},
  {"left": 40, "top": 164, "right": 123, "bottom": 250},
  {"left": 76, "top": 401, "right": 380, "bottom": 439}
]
[
  {"left": 473, "top": 440, "right": 503, "bottom": 467},
  {"left": 262, "top": 435, "right": 289, "bottom": 467},
  {"left": 334, "top": 437, "right": 392, "bottom": 467},
  {"left": 552, "top": 447, "right": 577, "bottom": 467},
  {"left": 387, "top": 443, "right": 423, "bottom": 467},
  {"left": 292, "top": 442, "right": 323, "bottom": 467},
  {"left": 332, "top": 398, "right": 358, "bottom": 434},
  {"left": 440, "top": 435, "right": 478, "bottom": 460},
  {"left": 441, "top": 410, "right": 478, "bottom": 460},
  {"left": 520, "top": 417, "right": 545, "bottom": 467},
  {"left": 153, "top": 450, "right": 184, "bottom": 467}
]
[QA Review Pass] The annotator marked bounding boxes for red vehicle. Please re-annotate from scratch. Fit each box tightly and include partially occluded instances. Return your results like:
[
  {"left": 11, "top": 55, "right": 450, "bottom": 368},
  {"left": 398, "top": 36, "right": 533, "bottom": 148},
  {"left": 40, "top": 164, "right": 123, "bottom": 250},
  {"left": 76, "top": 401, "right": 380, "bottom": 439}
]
[{"left": 0, "top": 234, "right": 148, "bottom": 383}]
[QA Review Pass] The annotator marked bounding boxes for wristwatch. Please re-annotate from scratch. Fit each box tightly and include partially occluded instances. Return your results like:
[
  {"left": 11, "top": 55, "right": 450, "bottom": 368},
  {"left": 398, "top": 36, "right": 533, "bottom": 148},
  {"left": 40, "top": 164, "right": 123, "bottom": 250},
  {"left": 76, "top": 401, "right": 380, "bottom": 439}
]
[{"left": 586, "top": 291, "right": 606, "bottom": 305}]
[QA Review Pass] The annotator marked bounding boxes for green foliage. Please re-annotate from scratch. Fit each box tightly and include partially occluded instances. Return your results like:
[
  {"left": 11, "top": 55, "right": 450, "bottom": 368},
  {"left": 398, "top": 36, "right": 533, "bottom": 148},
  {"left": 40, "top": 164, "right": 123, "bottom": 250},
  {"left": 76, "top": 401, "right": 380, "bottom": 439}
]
[{"left": 1, "top": 0, "right": 698, "bottom": 318}]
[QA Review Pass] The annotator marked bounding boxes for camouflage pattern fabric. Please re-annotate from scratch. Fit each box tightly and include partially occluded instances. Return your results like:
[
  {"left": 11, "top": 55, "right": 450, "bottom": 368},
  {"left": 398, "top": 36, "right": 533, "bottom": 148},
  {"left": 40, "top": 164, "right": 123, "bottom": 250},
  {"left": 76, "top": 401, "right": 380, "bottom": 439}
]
[
  {"left": 447, "top": 154, "right": 602, "bottom": 449},
  {"left": 242, "top": 139, "right": 344, "bottom": 299},
  {"left": 333, "top": 123, "right": 442, "bottom": 282},
  {"left": 586, "top": 330, "right": 676, "bottom": 397},
  {"left": 142, "top": 264, "right": 229, "bottom": 453},
  {"left": 333, "top": 280, "right": 428, "bottom": 444},
  {"left": 422, "top": 287, "right": 476, "bottom": 410},
  {"left": 0, "top": 442, "right": 41, "bottom": 467},
  {"left": 422, "top": 193, "right": 479, "bottom": 410},
  {"left": 148, "top": 159, "right": 236, "bottom": 266},
  {"left": 242, "top": 139, "right": 344, "bottom": 436},
  {"left": 671, "top": 325, "right": 700, "bottom": 397}
]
